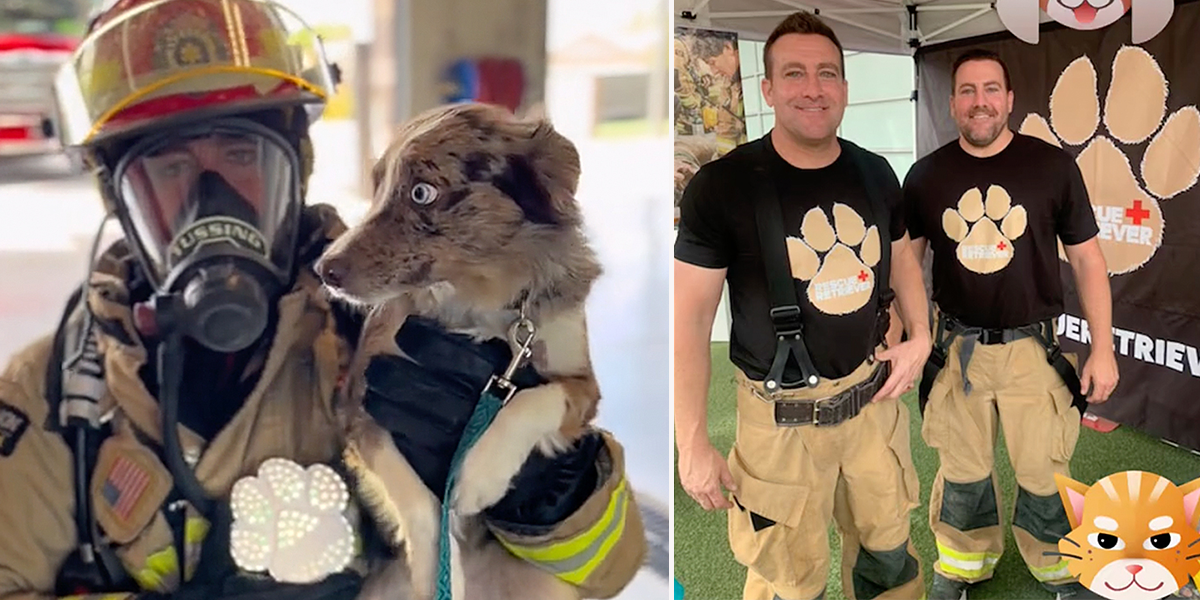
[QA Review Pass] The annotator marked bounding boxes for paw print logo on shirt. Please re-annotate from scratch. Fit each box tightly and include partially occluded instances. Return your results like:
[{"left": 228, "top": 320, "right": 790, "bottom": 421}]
[
  {"left": 943, "top": 185, "right": 1027, "bottom": 275},
  {"left": 785, "top": 203, "right": 880, "bottom": 315},
  {"left": 1019, "top": 46, "right": 1200, "bottom": 275}
]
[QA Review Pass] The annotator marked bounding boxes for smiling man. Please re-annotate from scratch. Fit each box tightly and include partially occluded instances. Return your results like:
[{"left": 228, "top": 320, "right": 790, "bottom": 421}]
[
  {"left": 674, "top": 11, "right": 931, "bottom": 600},
  {"left": 903, "top": 49, "right": 1118, "bottom": 600}
]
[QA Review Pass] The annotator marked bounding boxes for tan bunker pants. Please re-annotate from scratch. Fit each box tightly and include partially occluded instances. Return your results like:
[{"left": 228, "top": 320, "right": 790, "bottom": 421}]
[
  {"left": 727, "top": 359, "right": 925, "bottom": 600},
  {"left": 922, "top": 332, "right": 1081, "bottom": 591}
]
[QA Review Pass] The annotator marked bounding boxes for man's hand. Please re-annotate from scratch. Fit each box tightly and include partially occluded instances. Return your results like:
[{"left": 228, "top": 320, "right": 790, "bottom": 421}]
[
  {"left": 871, "top": 334, "right": 932, "bottom": 402},
  {"left": 1064, "top": 237, "right": 1116, "bottom": 404},
  {"left": 1079, "top": 350, "right": 1119, "bottom": 403},
  {"left": 677, "top": 441, "right": 736, "bottom": 511},
  {"left": 880, "top": 234, "right": 932, "bottom": 402}
]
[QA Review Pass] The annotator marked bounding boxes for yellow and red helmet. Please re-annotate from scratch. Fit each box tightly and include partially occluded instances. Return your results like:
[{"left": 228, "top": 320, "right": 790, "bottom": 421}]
[{"left": 53, "top": 0, "right": 336, "bottom": 148}]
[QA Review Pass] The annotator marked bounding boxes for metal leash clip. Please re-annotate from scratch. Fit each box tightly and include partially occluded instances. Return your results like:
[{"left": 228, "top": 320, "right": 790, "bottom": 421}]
[{"left": 485, "top": 314, "right": 538, "bottom": 404}]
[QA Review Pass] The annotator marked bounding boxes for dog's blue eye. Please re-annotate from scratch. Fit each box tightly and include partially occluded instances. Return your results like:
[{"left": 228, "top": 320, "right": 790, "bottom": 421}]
[{"left": 411, "top": 182, "right": 438, "bottom": 205}]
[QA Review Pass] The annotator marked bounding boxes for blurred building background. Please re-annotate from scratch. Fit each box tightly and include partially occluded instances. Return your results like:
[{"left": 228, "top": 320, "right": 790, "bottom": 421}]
[{"left": 0, "top": 0, "right": 670, "bottom": 594}]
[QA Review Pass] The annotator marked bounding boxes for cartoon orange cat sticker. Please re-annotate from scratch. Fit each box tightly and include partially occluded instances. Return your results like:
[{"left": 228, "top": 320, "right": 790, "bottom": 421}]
[{"left": 1054, "top": 471, "right": 1200, "bottom": 600}]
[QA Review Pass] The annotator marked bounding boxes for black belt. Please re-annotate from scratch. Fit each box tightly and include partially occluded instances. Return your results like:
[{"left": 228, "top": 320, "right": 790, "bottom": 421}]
[
  {"left": 918, "top": 314, "right": 1088, "bottom": 416},
  {"left": 975, "top": 326, "right": 1034, "bottom": 345},
  {"left": 942, "top": 315, "right": 1035, "bottom": 344},
  {"left": 771, "top": 361, "right": 890, "bottom": 427}
]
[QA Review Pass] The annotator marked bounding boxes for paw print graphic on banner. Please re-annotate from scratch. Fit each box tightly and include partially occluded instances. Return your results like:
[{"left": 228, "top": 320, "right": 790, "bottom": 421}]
[
  {"left": 786, "top": 203, "right": 880, "bottom": 315},
  {"left": 1019, "top": 46, "right": 1200, "bottom": 275},
  {"left": 943, "top": 185, "right": 1027, "bottom": 275}
]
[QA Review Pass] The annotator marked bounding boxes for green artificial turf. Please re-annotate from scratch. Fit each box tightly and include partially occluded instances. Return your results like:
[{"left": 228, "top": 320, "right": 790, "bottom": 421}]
[{"left": 674, "top": 343, "right": 1200, "bottom": 600}]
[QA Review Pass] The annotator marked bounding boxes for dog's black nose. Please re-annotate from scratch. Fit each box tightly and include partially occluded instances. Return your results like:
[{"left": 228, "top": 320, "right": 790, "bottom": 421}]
[{"left": 316, "top": 256, "right": 349, "bottom": 288}]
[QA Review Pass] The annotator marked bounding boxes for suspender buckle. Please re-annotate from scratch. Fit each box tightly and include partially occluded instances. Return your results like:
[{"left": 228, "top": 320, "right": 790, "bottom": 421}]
[{"left": 769, "top": 305, "right": 803, "bottom": 336}]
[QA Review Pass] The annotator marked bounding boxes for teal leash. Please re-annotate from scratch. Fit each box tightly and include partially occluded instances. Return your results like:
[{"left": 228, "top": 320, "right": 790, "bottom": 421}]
[
  {"left": 433, "top": 315, "right": 537, "bottom": 600},
  {"left": 433, "top": 391, "right": 503, "bottom": 599}
]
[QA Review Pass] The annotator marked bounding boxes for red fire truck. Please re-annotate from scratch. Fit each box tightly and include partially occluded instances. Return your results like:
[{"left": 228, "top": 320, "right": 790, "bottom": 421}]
[{"left": 0, "top": 0, "right": 84, "bottom": 159}]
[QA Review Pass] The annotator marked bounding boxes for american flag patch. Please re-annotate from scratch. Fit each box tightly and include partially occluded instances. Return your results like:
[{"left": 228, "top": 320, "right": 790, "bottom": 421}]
[{"left": 102, "top": 455, "right": 152, "bottom": 520}]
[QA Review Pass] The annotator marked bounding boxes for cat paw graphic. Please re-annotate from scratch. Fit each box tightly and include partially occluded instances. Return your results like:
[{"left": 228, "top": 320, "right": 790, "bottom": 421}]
[
  {"left": 229, "top": 458, "right": 356, "bottom": 584},
  {"left": 785, "top": 203, "right": 880, "bottom": 315},
  {"left": 943, "top": 185, "right": 1027, "bottom": 275},
  {"left": 1019, "top": 46, "right": 1200, "bottom": 275}
]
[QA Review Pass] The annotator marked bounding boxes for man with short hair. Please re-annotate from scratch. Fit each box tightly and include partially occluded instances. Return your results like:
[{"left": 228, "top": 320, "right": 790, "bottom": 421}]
[
  {"left": 903, "top": 48, "right": 1118, "bottom": 600},
  {"left": 675, "top": 11, "right": 931, "bottom": 600},
  {"left": 691, "top": 35, "right": 741, "bottom": 80}
]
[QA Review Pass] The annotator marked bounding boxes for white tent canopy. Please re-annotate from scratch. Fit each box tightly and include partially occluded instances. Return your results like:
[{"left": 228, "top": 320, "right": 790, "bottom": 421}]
[{"left": 676, "top": 0, "right": 1056, "bottom": 55}]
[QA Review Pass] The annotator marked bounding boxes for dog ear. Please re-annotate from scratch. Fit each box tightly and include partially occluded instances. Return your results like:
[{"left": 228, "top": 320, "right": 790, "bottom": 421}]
[
  {"left": 493, "top": 115, "right": 583, "bottom": 227},
  {"left": 492, "top": 152, "right": 560, "bottom": 226},
  {"left": 519, "top": 101, "right": 548, "bottom": 122}
]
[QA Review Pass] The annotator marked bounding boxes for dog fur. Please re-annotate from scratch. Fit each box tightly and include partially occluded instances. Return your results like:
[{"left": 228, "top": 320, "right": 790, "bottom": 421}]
[{"left": 316, "top": 102, "right": 603, "bottom": 600}]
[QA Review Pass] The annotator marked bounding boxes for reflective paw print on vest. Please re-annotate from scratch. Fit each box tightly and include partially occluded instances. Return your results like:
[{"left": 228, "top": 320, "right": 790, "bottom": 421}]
[
  {"left": 786, "top": 203, "right": 880, "bottom": 315},
  {"left": 229, "top": 458, "right": 356, "bottom": 584},
  {"left": 1019, "top": 46, "right": 1200, "bottom": 275},
  {"left": 943, "top": 185, "right": 1027, "bottom": 275}
]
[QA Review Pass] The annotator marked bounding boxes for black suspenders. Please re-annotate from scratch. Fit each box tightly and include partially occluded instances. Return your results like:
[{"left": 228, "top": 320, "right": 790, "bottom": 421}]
[{"left": 749, "top": 139, "right": 894, "bottom": 392}]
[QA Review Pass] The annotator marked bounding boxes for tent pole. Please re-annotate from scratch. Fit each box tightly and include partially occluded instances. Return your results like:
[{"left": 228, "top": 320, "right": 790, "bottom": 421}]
[
  {"left": 773, "top": 0, "right": 903, "bottom": 41},
  {"left": 921, "top": 6, "right": 993, "bottom": 44},
  {"left": 810, "top": 8, "right": 903, "bottom": 14},
  {"left": 916, "top": 3, "right": 993, "bottom": 11},
  {"left": 710, "top": 10, "right": 796, "bottom": 18},
  {"left": 905, "top": 1, "right": 920, "bottom": 50},
  {"left": 679, "top": 0, "right": 713, "bottom": 27}
]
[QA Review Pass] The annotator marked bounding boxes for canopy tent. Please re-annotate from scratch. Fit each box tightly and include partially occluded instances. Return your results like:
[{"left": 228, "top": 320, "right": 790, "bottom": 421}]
[
  {"left": 675, "top": 0, "right": 1200, "bottom": 451},
  {"left": 675, "top": 0, "right": 1066, "bottom": 54}
]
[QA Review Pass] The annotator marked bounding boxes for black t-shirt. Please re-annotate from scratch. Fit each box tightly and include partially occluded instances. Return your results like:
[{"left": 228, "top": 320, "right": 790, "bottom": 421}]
[
  {"left": 675, "top": 134, "right": 905, "bottom": 381},
  {"left": 904, "top": 133, "right": 1099, "bottom": 329}
]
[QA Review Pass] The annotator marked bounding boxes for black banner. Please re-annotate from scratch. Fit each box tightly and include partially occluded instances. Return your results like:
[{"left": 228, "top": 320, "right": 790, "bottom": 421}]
[{"left": 915, "top": 1, "right": 1200, "bottom": 450}]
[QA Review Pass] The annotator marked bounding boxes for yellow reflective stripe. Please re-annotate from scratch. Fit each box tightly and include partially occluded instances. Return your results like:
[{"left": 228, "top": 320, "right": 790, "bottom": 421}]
[
  {"left": 502, "top": 477, "right": 629, "bottom": 563},
  {"left": 185, "top": 517, "right": 209, "bottom": 543},
  {"left": 133, "top": 544, "right": 177, "bottom": 591},
  {"left": 936, "top": 541, "right": 1000, "bottom": 579},
  {"left": 183, "top": 516, "right": 210, "bottom": 580},
  {"left": 1029, "top": 559, "right": 1072, "bottom": 582},
  {"left": 554, "top": 485, "right": 631, "bottom": 584},
  {"left": 133, "top": 516, "right": 210, "bottom": 590}
]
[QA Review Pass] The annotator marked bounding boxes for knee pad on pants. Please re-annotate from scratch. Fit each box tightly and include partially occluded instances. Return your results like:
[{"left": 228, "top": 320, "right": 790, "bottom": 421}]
[
  {"left": 941, "top": 478, "right": 1000, "bottom": 531},
  {"left": 851, "top": 541, "right": 919, "bottom": 600},
  {"left": 1013, "top": 486, "right": 1072, "bottom": 544}
]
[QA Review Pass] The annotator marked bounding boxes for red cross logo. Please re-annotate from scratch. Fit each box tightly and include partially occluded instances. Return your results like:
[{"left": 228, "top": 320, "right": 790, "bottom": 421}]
[
  {"left": 857, "top": 270, "right": 869, "bottom": 282},
  {"left": 997, "top": 241, "right": 1007, "bottom": 251},
  {"left": 1126, "top": 200, "right": 1151, "bottom": 225}
]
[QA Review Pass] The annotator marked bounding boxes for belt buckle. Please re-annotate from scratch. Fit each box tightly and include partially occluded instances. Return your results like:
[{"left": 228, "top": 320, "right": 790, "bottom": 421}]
[
  {"left": 815, "top": 392, "right": 848, "bottom": 427},
  {"left": 772, "top": 397, "right": 823, "bottom": 427},
  {"left": 980, "top": 328, "right": 1005, "bottom": 345}
]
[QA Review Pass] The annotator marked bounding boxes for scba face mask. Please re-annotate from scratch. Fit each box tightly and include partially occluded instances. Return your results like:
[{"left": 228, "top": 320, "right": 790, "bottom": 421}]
[{"left": 113, "top": 118, "right": 303, "bottom": 352}]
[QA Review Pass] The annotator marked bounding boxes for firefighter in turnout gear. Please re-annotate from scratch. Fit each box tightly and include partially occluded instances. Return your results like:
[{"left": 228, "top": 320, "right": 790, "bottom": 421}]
[
  {"left": 0, "top": 0, "right": 644, "bottom": 598},
  {"left": 903, "top": 49, "right": 1118, "bottom": 600}
]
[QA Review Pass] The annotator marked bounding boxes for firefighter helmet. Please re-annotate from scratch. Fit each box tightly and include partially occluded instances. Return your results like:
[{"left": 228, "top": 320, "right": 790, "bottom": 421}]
[{"left": 53, "top": 0, "right": 336, "bottom": 147}]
